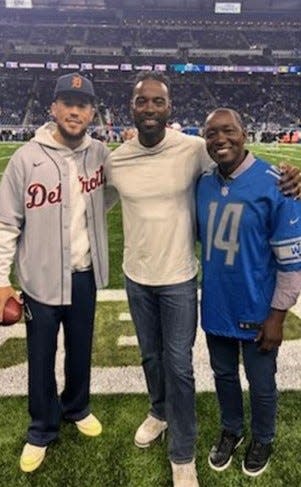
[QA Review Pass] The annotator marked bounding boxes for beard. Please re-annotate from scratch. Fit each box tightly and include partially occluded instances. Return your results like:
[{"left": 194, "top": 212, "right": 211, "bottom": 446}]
[
  {"left": 56, "top": 121, "right": 87, "bottom": 143},
  {"left": 133, "top": 117, "right": 168, "bottom": 147},
  {"left": 134, "top": 115, "right": 167, "bottom": 137}
]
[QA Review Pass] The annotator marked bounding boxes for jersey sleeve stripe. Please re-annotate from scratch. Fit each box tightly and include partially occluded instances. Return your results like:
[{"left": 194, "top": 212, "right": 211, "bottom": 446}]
[{"left": 272, "top": 238, "right": 301, "bottom": 264}]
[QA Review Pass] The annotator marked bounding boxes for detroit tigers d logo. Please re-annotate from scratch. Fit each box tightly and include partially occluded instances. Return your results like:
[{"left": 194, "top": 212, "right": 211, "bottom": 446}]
[{"left": 71, "top": 76, "right": 83, "bottom": 89}]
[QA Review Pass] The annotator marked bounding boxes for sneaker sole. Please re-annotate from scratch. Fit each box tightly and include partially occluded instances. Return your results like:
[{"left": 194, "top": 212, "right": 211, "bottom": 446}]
[
  {"left": 242, "top": 459, "right": 269, "bottom": 477},
  {"left": 76, "top": 426, "right": 102, "bottom": 437},
  {"left": 208, "top": 436, "right": 244, "bottom": 472},
  {"left": 134, "top": 428, "right": 167, "bottom": 449},
  {"left": 134, "top": 439, "right": 153, "bottom": 448}
]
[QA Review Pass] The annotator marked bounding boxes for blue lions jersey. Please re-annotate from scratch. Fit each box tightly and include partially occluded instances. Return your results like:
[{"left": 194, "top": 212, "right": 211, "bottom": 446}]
[{"left": 196, "top": 158, "right": 301, "bottom": 340}]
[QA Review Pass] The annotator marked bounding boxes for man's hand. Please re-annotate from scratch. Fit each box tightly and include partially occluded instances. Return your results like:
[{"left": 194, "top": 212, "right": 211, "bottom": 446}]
[
  {"left": 0, "top": 286, "right": 22, "bottom": 322},
  {"left": 278, "top": 162, "right": 301, "bottom": 199},
  {"left": 254, "top": 309, "right": 286, "bottom": 352}
]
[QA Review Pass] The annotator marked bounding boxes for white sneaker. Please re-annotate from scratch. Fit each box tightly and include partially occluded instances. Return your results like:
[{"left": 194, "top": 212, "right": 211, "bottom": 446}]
[
  {"left": 134, "top": 414, "right": 167, "bottom": 448},
  {"left": 171, "top": 459, "right": 199, "bottom": 487}
]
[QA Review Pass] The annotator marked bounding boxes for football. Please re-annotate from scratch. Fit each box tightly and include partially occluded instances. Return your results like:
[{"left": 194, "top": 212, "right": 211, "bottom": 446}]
[{"left": 0, "top": 297, "right": 23, "bottom": 326}]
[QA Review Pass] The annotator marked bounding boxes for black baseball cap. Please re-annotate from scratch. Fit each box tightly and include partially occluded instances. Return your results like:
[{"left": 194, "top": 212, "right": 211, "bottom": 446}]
[{"left": 53, "top": 73, "right": 95, "bottom": 102}]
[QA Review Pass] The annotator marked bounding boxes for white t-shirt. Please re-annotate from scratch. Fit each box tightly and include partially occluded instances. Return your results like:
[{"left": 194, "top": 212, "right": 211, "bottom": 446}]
[{"left": 110, "top": 128, "right": 213, "bottom": 285}]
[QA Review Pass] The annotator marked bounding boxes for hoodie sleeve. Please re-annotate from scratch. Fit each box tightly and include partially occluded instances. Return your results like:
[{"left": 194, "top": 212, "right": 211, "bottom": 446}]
[{"left": 271, "top": 270, "right": 301, "bottom": 311}]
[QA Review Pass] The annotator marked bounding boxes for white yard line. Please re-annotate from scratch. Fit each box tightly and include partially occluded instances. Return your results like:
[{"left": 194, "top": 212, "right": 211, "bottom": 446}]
[{"left": 97, "top": 289, "right": 127, "bottom": 301}]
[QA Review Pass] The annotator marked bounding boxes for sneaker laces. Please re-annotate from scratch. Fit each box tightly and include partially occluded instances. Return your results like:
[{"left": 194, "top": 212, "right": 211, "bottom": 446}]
[
  {"left": 251, "top": 440, "right": 261, "bottom": 455},
  {"left": 217, "top": 430, "right": 236, "bottom": 452},
  {"left": 143, "top": 415, "right": 166, "bottom": 432},
  {"left": 249, "top": 440, "right": 268, "bottom": 459}
]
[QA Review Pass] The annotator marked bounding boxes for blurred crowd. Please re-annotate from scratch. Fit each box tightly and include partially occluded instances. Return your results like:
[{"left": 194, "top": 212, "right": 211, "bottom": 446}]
[
  {"left": 0, "top": 10, "right": 300, "bottom": 140},
  {"left": 0, "top": 72, "right": 299, "bottom": 139}
]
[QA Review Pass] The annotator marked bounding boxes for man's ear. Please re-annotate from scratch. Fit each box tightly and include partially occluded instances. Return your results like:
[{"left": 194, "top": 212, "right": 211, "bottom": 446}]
[
  {"left": 50, "top": 102, "right": 57, "bottom": 120},
  {"left": 89, "top": 106, "right": 96, "bottom": 123},
  {"left": 167, "top": 99, "right": 172, "bottom": 118}
]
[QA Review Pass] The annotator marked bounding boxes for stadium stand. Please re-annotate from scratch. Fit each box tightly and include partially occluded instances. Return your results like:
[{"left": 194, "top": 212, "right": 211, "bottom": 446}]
[{"left": 0, "top": 0, "right": 300, "bottom": 140}]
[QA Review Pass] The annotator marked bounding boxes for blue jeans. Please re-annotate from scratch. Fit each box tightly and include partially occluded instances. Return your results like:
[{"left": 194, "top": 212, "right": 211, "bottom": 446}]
[
  {"left": 23, "top": 270, "right": 96, "bottom": 446},
  {"left": 125, "top": 275, "right": 198, "bottom": 463},
  {"left": 206, "top": 334, "right": 278, "bottom": 444}
]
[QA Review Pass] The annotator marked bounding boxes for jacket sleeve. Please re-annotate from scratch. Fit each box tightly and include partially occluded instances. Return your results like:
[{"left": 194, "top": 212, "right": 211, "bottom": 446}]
[
  {"left": 0, "top": 151, "right": 25, "bottom": 286},
  {"left": 0, "top": 222, "right": 21, "bottom": 286},
  {"left": 0, "top": 150, "right": 25, "bottom": 228}
]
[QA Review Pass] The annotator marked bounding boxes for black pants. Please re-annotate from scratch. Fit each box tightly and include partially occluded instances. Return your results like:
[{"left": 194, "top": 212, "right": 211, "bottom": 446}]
[{"left": 23, "top": 270, "right": 96, "bottom": 446}]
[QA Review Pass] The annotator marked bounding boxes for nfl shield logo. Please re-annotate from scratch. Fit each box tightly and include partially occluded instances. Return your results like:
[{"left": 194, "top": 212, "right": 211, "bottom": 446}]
[{"left": 221, "top": 186, "right": 229, "bottom": 196}]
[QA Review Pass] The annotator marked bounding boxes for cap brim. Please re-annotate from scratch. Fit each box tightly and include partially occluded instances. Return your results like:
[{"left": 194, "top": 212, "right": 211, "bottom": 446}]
[{"left": 54, "top": 91, "right": 95, "bottom": 103}]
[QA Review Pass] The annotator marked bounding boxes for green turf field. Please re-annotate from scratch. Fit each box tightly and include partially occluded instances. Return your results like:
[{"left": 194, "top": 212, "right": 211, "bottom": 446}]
[{"left": 0, "top": 392, "right": 301, "bottom": 486}]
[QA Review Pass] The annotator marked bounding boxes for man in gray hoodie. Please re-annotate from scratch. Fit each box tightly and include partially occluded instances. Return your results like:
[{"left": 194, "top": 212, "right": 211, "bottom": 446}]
[{"left": 0, "top": 73, "right": 111, "bottom": 472}]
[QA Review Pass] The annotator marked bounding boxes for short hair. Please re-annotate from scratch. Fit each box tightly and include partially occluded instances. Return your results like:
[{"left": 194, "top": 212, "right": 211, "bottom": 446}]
[
  {"left": 133, "top": 71, "right": 171, "bottom": 94},
  {"left": 205, "top": 108, "right": 245, "bottom": 129}
]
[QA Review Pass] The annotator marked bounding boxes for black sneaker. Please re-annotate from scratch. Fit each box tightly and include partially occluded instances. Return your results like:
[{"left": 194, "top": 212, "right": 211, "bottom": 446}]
[
  {"left": 208, "top": 430, "right": 244, "bottom": 471},
  {"left": 242, "top": 439, "right": 272, "bottom": 477}
]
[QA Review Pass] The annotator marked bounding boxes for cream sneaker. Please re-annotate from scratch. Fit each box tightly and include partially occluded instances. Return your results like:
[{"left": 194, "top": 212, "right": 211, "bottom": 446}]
[
  {"left": 134, "top": 414, "right": 167, "bottom": 448},
  {"left": 20, "top": 443, "right": 47, "bottom": 473},
  {"left": 75, "top": 413, "right": 102, "bottom": 437},
  {"left": 171, "top": 459, "right": 199, "bottom": 487}
]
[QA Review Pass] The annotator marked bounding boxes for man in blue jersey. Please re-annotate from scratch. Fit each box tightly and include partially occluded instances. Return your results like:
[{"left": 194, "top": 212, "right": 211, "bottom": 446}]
[{"left": 196, "top": 108, "right": 301, "bottom": 477}]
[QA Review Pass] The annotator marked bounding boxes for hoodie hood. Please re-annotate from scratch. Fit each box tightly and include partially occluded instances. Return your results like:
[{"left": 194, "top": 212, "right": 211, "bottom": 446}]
[{"left": 33, "top": 121, "right": 92, "bottom": 153}]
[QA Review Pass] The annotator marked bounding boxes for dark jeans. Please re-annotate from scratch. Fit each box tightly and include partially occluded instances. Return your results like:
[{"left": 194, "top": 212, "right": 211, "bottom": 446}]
[
  {"left": 23, "top": 270, "right": 96, "bottom": 446},
  {"left": 125, "top": 275, "right": 198, "bottom": 463},
  {"left": 206, "top": 333, "right": 278, "bottom": 444}
]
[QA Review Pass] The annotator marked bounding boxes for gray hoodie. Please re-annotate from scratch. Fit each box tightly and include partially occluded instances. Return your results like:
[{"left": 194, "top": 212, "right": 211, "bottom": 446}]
[{"left": 0, "top": 122, "right": 112, "bottom": 305}]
